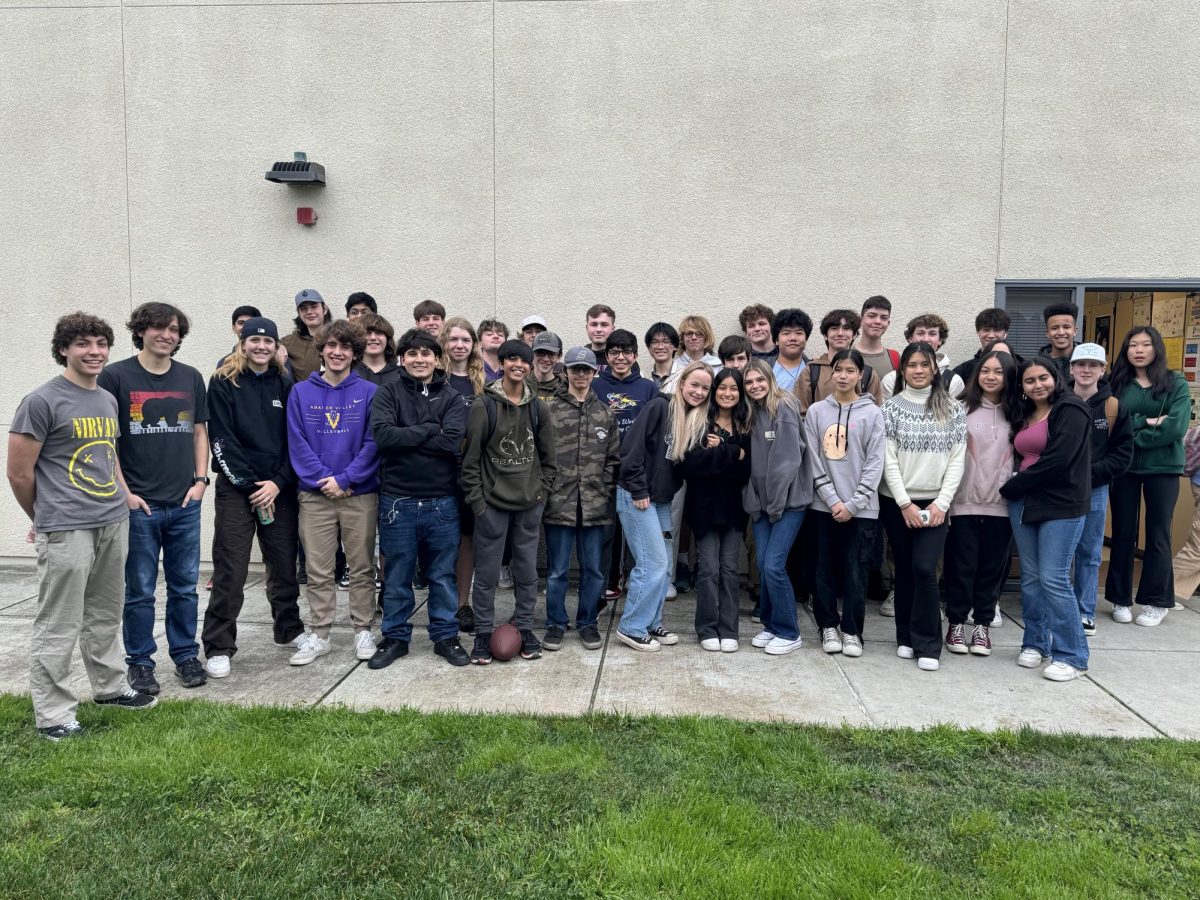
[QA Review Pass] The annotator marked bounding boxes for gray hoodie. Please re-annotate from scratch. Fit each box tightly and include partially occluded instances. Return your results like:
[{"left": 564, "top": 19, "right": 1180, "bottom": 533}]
[
  {"left": 743, "top": 399, "right": 811, "bottom": 522},
  {"left": 803, "top": 394, "right": 886, "bottom": 519}
]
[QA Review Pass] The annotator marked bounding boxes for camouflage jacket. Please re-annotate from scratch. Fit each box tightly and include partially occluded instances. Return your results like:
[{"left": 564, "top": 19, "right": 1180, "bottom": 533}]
[{"left": 544, "top": 388, "right": 620, "bottom": 526}]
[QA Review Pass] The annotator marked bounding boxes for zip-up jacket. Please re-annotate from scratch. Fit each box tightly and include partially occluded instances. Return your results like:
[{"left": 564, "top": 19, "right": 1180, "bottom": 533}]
[
  {"left": 372, "top": 369, "right": 467, "bottom": 499},
  {"left": 1118, "top": 372, "right": 1190, "bottom": 475},
  {"left": 618, "top": 396, "right": 680, "bottom": 504},
  {"left": 677, "top": 425, "right": 751, "bottom": 536},
  {"left": 803, "top": 395, "right": 885, "bottom": 519},
  {"left": 1081, "top": 384, "right": 1133, "bottom": 487},
  {"left": 460, "top": 380, "right": 557, "bottom": 514},
  {"left": 1000, "top": 392, "right": 1092, "bottom": 522},
  {"left": 544, "top": 388, "right": 619, "bottom": 526},
  {"left": 949, "top": 398, "right": 1013, "bottom": 517},
  {"left": 287, "top": 371, "right": 379, "bottom": 494},
  {"left": 208, "top": 367, "right": 294, "bottom": 493},
  {"left": 743, "top": 399, "right": 810, "bottom": 522},
  {"left": 592, "top": 364, "right": 659, "bottom": 441}
]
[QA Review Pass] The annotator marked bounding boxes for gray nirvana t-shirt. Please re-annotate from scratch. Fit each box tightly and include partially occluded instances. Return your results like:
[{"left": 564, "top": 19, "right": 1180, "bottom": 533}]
[{"left": 10, "top": 375, "right": 129, "bottom": 533}]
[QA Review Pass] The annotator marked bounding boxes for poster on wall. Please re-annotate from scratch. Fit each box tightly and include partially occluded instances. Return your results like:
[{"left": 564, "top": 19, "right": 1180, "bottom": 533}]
[
  {"left": 1152, "top": 295, "right": 1186, "bottom": 337},
  {"left": 1164, "top": 337, "right": 1185, "bottom": 369},
  {"left": 1190, "top": 386, "right": 1200, "bottom": 423},
  {"left": 1095, "top": 315, "right": 1112, "bottom": 357},
  {"left": 1133, "top": 297, "right": 1152, "bottom": 326}
]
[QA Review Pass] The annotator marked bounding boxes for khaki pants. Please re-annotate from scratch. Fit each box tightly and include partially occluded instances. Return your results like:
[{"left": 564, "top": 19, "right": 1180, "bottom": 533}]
[
  {"left": 31, "top": 521, "right": 130, "bottom": 728},
  {"left": 1172, "top": 482, "right": 1200, "bottom": 601},
  {"left": 298, "top": 491, "right": 378, "bottom": 639}
]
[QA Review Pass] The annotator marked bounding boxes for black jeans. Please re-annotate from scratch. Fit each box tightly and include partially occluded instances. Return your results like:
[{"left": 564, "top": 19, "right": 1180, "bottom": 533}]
[
  {"left": 1106, "top": 473, "right": 1179, "bottom": 608},
  {"left": 880, "top": 496, "right": 948, "bottom": 659},
  {"left": 812, "top": 512, "right": 870, "bottom": 636},
  {"left": 943, "top": 514, "right": 1011, "bottom": 625},
  {"left": 202, "top": 476, "right": 304, "bottom": 657},
  {"left": 694, "top": 526, "right": 741, "bottom": 640}
]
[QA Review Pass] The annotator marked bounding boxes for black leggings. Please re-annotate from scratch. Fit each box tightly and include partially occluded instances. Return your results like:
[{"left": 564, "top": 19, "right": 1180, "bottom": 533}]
[
  {"left": 880, "top": 496, "right": 948, "bottom": 659},
  {"left": 1106, "top": 473, "right": 1179, "bottom": 608}
]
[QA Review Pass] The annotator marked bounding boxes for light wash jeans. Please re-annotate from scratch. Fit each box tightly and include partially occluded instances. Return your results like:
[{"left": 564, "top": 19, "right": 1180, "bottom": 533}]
[
  {"left": 1073, "top": 485, "right": 1109, "bottom": 622},
  {"left": 616, "top": 488, "right": 672, "bottom": 639}
]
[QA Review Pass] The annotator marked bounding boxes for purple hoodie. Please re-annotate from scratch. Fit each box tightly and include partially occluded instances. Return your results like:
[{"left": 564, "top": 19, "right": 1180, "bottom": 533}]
[{"left": 287, "top": 371, "right": 380, "bottom": 493}]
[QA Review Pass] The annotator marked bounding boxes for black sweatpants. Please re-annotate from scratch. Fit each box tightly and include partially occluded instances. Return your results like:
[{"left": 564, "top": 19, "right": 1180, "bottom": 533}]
[
  {"left": 1106, "top": 472, "right": 1179, "bottom": 608},
  {"left": 943, "top": 514, "right": 1011, "bottom": 625},
  {"left": 880, "top": 496, "right": 948, "bottom": 659},
  {"left": 812, "top": 512, "right": 871, "bottom": 636}
]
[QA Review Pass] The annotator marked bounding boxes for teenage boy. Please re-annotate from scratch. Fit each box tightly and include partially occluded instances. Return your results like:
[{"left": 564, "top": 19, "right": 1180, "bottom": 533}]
[
  {"left": 369, "top": 329, "right": 470, "bottom": 668},
  {"left": 585, "top": 304, "right": 616, "bottom": 357},
  {"left": 287, "top": 320, "right": 381, "bottom": 665},
  {"left": 346, "top": 292, "right": 377, "bottom": 321},
  {"left": 283, "top": 289, "right": 331, "bottom": 381},
  {"left": 461, "top": 340, "right": 557, "bottom": 664},
  {"left": 542, "top": 347, "right": 620, "bottom": 651},
  {"left": 9, "top": 312, "right": 156, "bottom": 741},
  {"left": 718, "top": 334, "right": 752, "bottom": 370},
  {"left": 1070, "top": 343, "right": 1132, "bottom": 635},
  {"left": 531, "top": 331, "right": 565, "bottom": 398},
  {"left": 771, "top": 308, "right": 813, "bottom": 391},
  {"left": 414, "top": 300, "right": 446, "bottom": 337},
  {"left": 796, "top": 310, "right": 883, "bottom": 413},
  {"left": 98, "top": 302, "right": 210, "bottom": 694},
  {"left": 521, "top": 315, "right": 549, "bottom": 345},
  {"left": 880, "top": 314, "right": 965, "bottom": 398},
  {"left": 477, "top": 318, "right": 509, "bottom": 383},
  {"left": 952, "top": 308, "right": 1013, "bottom": 384},
  {"left": 740, "top": 304, "right": 777, "bottom": 362},
  {"left": 1042, "top": 302, "right": 1081, "bottom": 384},
  {"left": 855, "top": 295, "right": 899, "bottom": 383},
  {"left": 644, "top": 322, "right": 680, "bottom": 390}
]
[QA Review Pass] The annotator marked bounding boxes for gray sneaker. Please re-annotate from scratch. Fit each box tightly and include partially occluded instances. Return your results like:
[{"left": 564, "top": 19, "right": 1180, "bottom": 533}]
[
  {"left": 498, "top": 566, "right": 514, "bottom": 590},
  {"left": 542, "top": 626, "right": 566, "bottom": 651}
]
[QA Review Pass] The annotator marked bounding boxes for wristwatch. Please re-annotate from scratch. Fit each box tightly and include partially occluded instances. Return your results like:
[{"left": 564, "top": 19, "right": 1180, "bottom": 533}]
[{"left": 194, "top": 476, "right": 211, "bottom": 486}]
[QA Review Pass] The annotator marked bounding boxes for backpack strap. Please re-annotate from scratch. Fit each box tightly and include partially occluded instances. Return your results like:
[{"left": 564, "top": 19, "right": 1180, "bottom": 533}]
[
  {"left": 887, "top": 348, "right": 900, "bottom": 370},
  {"left": 808, "top": 363, "right": 821, "bottom": 406},
  {"left": 1104, "top": 396, "right": 1118, "bottom": 435},
  {"left": 482, "top": 391, "right": 541, "bottom": 442}
]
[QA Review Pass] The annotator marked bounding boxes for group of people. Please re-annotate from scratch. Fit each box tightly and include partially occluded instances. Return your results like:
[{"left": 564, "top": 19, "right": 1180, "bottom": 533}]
[{"left": 10, "top": 289, "right": 1194, "bottom": 741}]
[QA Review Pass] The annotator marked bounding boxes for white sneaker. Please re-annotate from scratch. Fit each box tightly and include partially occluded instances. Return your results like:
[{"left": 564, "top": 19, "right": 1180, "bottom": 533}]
[
  {"left": 1111, "top": 604, "right": 1133, "bottom": 624},
  {"left": 764, "top": 635, "right": 803, "bottom": 655},
  {"left": 896, "top": 645, "right": 914, "bottom": 659},
  {"left": 1017, "top": 648, "right": 1049, "bottom": 668},
  {"left": 751, "top": 630, "right": 775, "bottom": 648},
  {"left": 991, "top": 607, "right": 1003, "bottom": 627},
  {"left": 1043, "top": 660, "right": 1085, "bottom": 681},
  {"left": 719, "top": 638, "right": 738, "bottom": 653},
  {"left": 880, "top": 591, "right": 895, "bottom": 617},
  {"left": 917, "top": 657, "right": 939, "bottom": 671},
  {"left": 498, "top": 565, "right": 514, "bottom": 590},
  {"left": 700, "top": 637, "right": 721, "bottom": 652},
  {"left": 820, "top": 627, "right": 843, "bottom": 654},
  {"left": 289, "top": 633, "right": 331, "bottom": 666},
  {"left": 205, "top": 655, "right": 230, "bottom": 678},
  {"left": 1135, "top": 606, "right": 1168, "bottom": 627},
  {"left": 665, "top": 583, "right": 678, "bottom": 600},
  {"left": 354, "top": 630, "right": 376, "bottom": 661},
  {"left": 842, "top": 634, "right": 863, "bottom": 657}
]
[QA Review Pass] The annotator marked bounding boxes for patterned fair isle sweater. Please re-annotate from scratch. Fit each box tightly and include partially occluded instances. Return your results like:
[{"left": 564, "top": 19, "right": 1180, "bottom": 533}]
[{"left": 880, "top": 385, "right": 967, "bottom": 512}]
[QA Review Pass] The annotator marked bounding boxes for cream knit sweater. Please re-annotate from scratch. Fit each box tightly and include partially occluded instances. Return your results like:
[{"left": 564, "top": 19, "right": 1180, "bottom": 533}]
[{"left": 880, "top": 385, "right": 967, "bottom": 511}]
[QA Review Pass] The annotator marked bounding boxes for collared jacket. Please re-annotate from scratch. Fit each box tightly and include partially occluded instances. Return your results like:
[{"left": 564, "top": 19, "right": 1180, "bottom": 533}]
[{"left": 544, "top": 387, "right": 619, "bottom": 526}]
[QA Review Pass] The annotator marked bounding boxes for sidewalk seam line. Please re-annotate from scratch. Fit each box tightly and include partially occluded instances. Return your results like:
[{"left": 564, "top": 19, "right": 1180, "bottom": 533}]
[
  {"left": 587, "top": 599, "right": 618, "bottom": 715},
  {"left": 1084, "top": 675, "right": 1168, "bottom": 738},
  {"left": 831, "top": 656, "right": 875, "bottom": 727},
  {"left": 312, "top": 660, "right": 365, "bottom": 709}
]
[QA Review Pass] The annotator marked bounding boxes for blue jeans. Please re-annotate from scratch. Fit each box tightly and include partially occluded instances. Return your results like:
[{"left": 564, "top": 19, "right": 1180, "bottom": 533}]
[
  {"left": 378, "top": 495, "right": 460, "bottom": 643},
  {"left": 1009, "top": 497, "right": 1088, "bottom": 670},
  {"left": 1073, "top": 485, "right": 1109, "bottom": 621},
  {"left": 616, "top": 488, "right": 672, "bottom": 639},
  {"left": 545, "top": 523, "right": 604, "bottom": 629},
  {"left": 752, "top": 509, "right": 804, "bottom": 641},
  {"left": 124, "top": 500, "right": 202, "bottom": 668}
]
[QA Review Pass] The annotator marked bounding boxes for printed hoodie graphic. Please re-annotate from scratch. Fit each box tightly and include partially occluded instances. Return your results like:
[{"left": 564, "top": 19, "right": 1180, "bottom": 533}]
[{"left": 460, "top": 380, "right": 557, "bottom": 514}]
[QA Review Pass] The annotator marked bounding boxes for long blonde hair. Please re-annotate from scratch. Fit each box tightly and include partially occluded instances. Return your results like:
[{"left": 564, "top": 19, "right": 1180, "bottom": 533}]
[
  {"left": 439, "top": 317, "right": 484, "bottom": 396},
  {"left": 214, "top": 339, "right": 286, "bottom": 387},
  {"left": 744, "top": 359, "right": 799, "bottom": 421},
  {"left": 667, "top": 360, "right": 715, "bottom": 461}
]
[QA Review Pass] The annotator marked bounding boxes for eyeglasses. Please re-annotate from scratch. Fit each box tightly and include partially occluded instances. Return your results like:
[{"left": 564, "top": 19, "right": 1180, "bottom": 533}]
[
  {"left": 607, "top": 349, "right": 635, "bottom": 358},
  {"left": 681, "top": 331, "right": 703, "bottom": 339}
]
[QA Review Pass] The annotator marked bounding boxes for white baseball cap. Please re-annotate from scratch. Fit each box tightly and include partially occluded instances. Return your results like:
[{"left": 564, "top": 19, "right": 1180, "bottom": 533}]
[{"left": 1070, "top": 343, "right": 1107, "bottom": 365}]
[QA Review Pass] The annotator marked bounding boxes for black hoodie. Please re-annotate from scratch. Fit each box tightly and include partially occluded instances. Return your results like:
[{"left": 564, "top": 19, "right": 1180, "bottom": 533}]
[
  {"left": 618, "top": 396, "right": 680, "bottom": 504},
  {"left": 371, "top": 369, "right": 467, "bottom": 498},
  {"left": 999, "top": 392, "right": 1092, "bottom": 522},
  {"left": 1079, "top": 383, "right": 1134, "bottom": 488},
  {"left": 208, "top": 367, "right": 294, "bottom": 493}
]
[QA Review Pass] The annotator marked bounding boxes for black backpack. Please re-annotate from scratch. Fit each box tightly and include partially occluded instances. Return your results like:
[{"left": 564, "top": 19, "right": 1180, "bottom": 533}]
[
  {"left": 808, "top": 363, "right": 874, "bottom": 405},
  {"left": 480, "top": 392, "right": 542, "bottom": 442}
]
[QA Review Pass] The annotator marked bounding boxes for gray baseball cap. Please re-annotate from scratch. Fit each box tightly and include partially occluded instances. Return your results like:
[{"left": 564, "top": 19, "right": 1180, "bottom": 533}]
[
  {"left": 1070, "top": 343, "right": 1107, "bottom": 365},
  {"left": 563, "top": 346, "right": 599, "bottom": 371},
  {"left": 532, "top": 331, "right": 563, "bottom": 354},
  {"left": 295, "top": 288, "right": 325, "bottom": 308}
]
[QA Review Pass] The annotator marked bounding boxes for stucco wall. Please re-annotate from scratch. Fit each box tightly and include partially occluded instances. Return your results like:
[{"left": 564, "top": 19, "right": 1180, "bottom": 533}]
[{"left": 2, "top": 0, "right": 1199, "bottom": 560}]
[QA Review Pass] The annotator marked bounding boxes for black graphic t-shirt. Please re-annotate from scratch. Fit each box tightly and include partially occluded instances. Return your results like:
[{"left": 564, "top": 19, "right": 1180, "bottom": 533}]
[{"left": 99, "top": 356, "right": 209, "bottom": 503}]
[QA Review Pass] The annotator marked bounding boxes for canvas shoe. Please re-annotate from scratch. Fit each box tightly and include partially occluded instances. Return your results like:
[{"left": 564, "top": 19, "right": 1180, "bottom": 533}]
[
  {"left": 719, "top": 639, "right": 738, "bottom": 653},
  {"left": 1017, "top": 648, "right": 1049, "bottom": 668},
  {"left": 1111, "top": 604, "right": 1133, "bottom": 624},
  {"left": 841, "top": 634, "right": 863, "bottom": 657},
  {"left": 991, "top": 607, "right": 1003, "bottom": 627},
  {"left": 665, "top": 583, "right": 678, "bottom": 600},
  {"left": 896, "top": 645, "right": 914, "bottom": 660},
  {"left": 917, "top": 657, "right": 939, "bottom": 671},
  {"left": 205, "top": 655, "right": 231, "bottom": 678},
  {"left": 1082, "top": 617, "right": 1097, "bottom": 636},
  {"left": 289, "top": 633, "right": 331, "bottom": 666},
  {"left": 578, "top": 625, "right": 603, "bottom": 650},
  {"left": 764, "top": 635, "right": 803, "bottom": 655},
  {"left": 1043, "top": 661, "right": 1085, "bottom": 682},
  {"left": 969, "top": 625, "right": 992, "bottom": 656},
  {"left": 700, "top": 637, "right": 721, "bottom": 652},
  {"left": 880, "top": 591, "right": 895, "bottom": 617},
  {"left": 354, "top": 630, "right": 376, "bottom": 661},
  {"left": 542, "top": 626, "right": 566, "bottom": 651},
  {"left": 95, "top": 689, "right": 158, "bottom": 711},
  {"left": 751, "top": 630, "right": 775, "bottom": 648},
  {"left": 39, "top": 720, "right": 85, "bottom": 742},
  {"left": 648, "top": 626, "right": 679, "bottom": 646},
  {"left": 945, "top": 623, "right": 968, "bottom": 654},
  {"left": 1135, "top": 606, "right": 1168, "bottom": 627},
  {"left": 820, "top": 628, "right": 842, "bottom": 654},
  {"left": 617, "top": 630, "right": 661, "bottom": 652}
]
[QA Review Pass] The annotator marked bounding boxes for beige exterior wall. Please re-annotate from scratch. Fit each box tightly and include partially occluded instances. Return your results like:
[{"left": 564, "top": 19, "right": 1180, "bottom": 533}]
[{"left": 2, "top": 0, "right": 1199, "bottom": 559}]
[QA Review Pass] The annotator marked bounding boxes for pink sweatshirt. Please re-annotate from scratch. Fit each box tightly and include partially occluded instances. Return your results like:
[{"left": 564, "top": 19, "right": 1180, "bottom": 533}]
[{"left": 949, "top": 398, "right": 1012, "bottom": 518}]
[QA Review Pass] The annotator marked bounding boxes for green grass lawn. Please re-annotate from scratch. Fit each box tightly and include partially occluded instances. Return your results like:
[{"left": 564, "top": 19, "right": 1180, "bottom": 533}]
[{"left": 1, "top": 695, "right": 1198, "bottom": 898}]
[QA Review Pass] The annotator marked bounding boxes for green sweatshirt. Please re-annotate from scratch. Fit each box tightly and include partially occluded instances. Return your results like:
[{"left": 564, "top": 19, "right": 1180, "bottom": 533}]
[
  {"left": 1118, "top": 372, "right": 1190, "bottom": 475},
  {"left": 460, "top": 380, "right": 557, "bottom": 514}
]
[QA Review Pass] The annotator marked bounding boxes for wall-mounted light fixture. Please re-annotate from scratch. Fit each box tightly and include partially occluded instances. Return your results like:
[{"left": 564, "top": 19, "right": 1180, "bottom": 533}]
[{"left": 266, "top": 152, "right": 324, "bottom": 225}]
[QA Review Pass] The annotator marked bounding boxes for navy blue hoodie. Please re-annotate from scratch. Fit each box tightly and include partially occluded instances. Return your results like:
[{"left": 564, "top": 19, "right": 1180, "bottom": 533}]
[{"left": 592, "top": 363, "right": 658, "bottom": 442}]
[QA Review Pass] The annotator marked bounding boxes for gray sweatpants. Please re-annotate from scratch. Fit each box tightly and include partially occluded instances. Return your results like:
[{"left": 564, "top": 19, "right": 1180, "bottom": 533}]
[
  {"left": 31, "top": 521, "right": 131, "bottom": 728},
  {"left": 471, "top": 502, "right": 544, "bottom": 633}
]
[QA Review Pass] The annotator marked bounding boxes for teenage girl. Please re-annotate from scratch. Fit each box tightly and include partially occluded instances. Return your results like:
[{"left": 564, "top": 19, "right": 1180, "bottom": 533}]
[
  {"left": 677, "top": 367, "right": 752, "bottom": 652},
  {"left": 878, "top": 342, "right": 967, "bottom": 672}
]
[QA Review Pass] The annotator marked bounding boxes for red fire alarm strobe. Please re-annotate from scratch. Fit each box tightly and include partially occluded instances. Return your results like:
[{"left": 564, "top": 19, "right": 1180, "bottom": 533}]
[{"left": 297, "top": 207, "right": 318, "bottom": 226}]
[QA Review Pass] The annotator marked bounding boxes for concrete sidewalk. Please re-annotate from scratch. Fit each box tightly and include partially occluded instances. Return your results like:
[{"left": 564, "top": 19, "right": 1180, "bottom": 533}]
[{"left": 1, "top": 564, "right": 1195, "bottom": 739}]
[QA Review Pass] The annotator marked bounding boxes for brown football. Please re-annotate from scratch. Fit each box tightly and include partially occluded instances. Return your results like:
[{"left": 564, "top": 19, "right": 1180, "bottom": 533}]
[{"left": 490, "top": 623, "right": 522, "bottom": 661}]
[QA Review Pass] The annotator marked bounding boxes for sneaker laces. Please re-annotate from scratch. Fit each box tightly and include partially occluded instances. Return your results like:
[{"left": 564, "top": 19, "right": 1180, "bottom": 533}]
[
  {"left": 971, "top": 625, "right": 989, "bottom": 645},
  {"left": 948, "top": 624, "right": 965, "bottom": 642}
]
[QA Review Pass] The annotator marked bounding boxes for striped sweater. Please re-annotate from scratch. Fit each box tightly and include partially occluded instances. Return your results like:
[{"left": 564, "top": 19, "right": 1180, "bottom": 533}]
[{"left": 880, "top": 385, "right": 967, "bottom": 512}]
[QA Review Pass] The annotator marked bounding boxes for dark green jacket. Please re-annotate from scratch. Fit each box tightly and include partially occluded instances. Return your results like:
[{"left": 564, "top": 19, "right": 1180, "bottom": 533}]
[
  {"left": 544, "top": 387, "right": 619, "bottom": 526},
  {"left": 1118, "top": 372, "right": 1190, "bottom": 475},
  {"left": 460, "top": 380, "right": 556, "bottom": 514}
]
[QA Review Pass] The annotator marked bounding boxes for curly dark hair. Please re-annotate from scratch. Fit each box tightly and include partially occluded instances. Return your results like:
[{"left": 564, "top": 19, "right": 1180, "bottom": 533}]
[
  {"left": 313, "top": 319, "right": 367, "bottom": 360},
  {"left": 127, "top": 302, "right": 190, "bottom": 355},
  {"left": 52, "top": 311, "right": 116, "bottom": 367}
]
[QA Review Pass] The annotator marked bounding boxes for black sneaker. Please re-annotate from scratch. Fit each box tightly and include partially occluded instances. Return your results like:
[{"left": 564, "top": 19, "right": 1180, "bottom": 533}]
[
  {"left": 297, "top": 562, "right": 308, "bottom": 585},
  {"left": 95, "top": 689, "right": 157, "bottom": 711},
  {"left": 39, "top": 720, "right": 85, "bottom": 742},
  {"left": 1082, "top": 617, "right": 1097, "bottom": 636},
  {"left": 434, "top": 637, "right": 470, "bottom": 667},
  {"left": 542, "top": 626, "right": 566, "bottom": 651},
  {"left": 616, "top": 630, "right": 661, "bottom": 652},
  {"left": 127, "top": 664, "right": 160, "bottom": 695},
  {"left": 471, "top": 634, "right": 493, "bottom": 665},
  {"left": 648, "top": 626, "right": 679, "bottom": 646},
  {"left": 175, "top": 657, "right": 208, "bottom": 689},
  {"left": 579, "top": 624, "right": 603, "bottom": 650},
  {"left": 457, "top": 605, "right": 476, "bottom": 634},
  {"left": 337, "top": 569, "right": 350, "bottom": 590},
  {"left": 367, "top": 637, "right": 409, "bottom": 670},
  {"left": 519, "top": 630, "right": 542, "bottom": 660}
]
